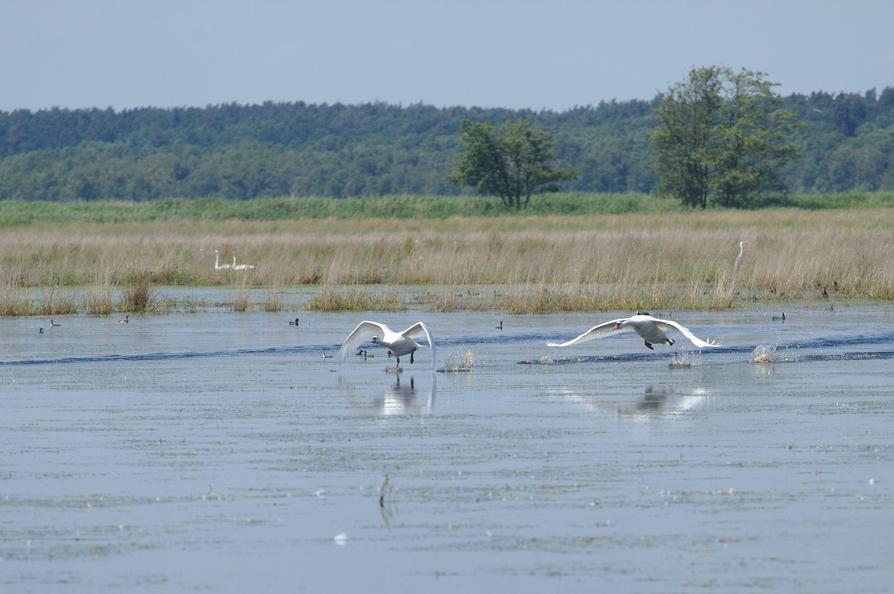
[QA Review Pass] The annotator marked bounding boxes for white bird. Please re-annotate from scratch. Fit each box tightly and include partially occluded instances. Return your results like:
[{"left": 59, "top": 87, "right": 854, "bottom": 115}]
[
  {"left": 338, "top": 320, "right": 435, "bottom": 370},
  {"left": 547, "top": 312, "right": 721, "bottom": 351},
  {"left": 732, "top": 241, "right": 745, "bottom": 277},
  {"left": 232, "top": 254, "right": 255, "bottom": 271},
  {"left": 214, "top": 250, "right": 233, "bottom": 270}
]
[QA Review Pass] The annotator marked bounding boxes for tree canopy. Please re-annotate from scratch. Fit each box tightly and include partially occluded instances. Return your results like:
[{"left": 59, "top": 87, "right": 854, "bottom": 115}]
[
  {"left": 1, "top": 85, "right": 893, "bottom": 201},
  {"left": 652, "top": 66, "right": 800, "bottom": 208},
  {"left": 448, "top": 120, "right": 576, "bottom": 209}
]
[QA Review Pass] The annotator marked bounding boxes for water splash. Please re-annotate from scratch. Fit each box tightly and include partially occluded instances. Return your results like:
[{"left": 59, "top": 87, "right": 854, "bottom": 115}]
[
  {"left": 668, "top": 351, "right": 701, "bottom": 369},
  {"left": 750, "top": 344, "right": 779, "bottom": 364},
  {"left": 437, "top": 349, "right": 475, "bottom": 373}
]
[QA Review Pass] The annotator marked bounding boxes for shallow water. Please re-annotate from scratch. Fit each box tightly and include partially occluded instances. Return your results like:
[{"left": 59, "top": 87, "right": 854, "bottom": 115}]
[{"left": 2, "top": 306, "right": 894, "bottom": 593}]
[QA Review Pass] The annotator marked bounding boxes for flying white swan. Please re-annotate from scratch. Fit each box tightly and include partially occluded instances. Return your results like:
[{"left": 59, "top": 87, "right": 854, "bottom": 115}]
[
  {"left": 732, "top": 241, "right": 745, "bottom": 277},
  {"left": 232, "top": 254, "right": 255, "bottom": 271},
  {"left": 338, "top": 320, "right": 435, "bottom": 370},
  {"left": 214, "top": 250, "right": 233, "bottom": 270},
  {"left": 547, "top": 312, "right": 721, "bottom": 351}
]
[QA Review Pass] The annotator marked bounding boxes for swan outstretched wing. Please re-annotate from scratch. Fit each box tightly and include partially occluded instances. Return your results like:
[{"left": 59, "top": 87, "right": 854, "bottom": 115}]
[
  {"left": 656, "top": 319, "right": 721, "bottom": 348},
  {"left": 338, "top": 321, "right": 391, "bottom": 362},
  {"left": 546, "top": 318, "right": 628, "bottom": 347},
  {"left": 401, "top": 321, "right": 435, "bottom": 370}
]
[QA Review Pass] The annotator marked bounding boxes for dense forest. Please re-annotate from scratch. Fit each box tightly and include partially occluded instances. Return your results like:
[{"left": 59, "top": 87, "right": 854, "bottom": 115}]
[{"left": 1, "top": 88, "right": 893, "bottom": 201}]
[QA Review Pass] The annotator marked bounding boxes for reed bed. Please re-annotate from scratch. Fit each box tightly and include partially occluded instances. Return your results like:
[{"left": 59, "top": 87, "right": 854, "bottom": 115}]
[
  {"left": 120, "top": 278, "right": 161, "bottom": 313},
  {"left": 1, "top": 192, "right": 892, "bottom": 226},
  {"left": 308, "top": 286, "right": 406, "bottom": 312},
  {"left": 0, "top": 208, "right": 891, "bottom": 313},
  {"left": 85, "top": 273, "right": 116, "bottom": 315},
  {"left": 39, "top": 285, "right": 78, "bottom": 316}
]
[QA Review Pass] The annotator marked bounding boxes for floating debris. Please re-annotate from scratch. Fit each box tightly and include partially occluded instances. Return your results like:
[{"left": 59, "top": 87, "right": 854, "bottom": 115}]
[{"left": 333, "top": 533, "right": 348, "bottom": 546}]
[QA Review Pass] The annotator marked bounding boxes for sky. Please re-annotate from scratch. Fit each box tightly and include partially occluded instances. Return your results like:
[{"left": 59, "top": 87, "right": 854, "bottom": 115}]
[{"left": 2, "top": 0, "right": 893, "bottom": 112}]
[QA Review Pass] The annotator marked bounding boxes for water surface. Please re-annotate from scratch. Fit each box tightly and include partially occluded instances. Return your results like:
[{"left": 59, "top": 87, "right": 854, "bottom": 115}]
[{"left": 2, "top": 306, "right": 893, "bottom": 592}]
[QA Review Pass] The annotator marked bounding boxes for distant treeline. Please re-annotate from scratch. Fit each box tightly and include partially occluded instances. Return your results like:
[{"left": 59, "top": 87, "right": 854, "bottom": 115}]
[{"left": 2, "top": 88, "right": 893, "bottom": 201}]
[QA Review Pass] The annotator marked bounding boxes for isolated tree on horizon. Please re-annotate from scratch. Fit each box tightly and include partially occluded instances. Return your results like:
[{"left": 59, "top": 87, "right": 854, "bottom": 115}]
[
  {"left": 652, "top": 66, "right": 800, "bottom": 208},
  {"left": 448, "top": 119, "right": 576, "bottom": 209}
]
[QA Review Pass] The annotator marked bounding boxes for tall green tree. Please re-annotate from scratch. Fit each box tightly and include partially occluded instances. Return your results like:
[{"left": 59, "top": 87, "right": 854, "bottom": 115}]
[
  {"left": 449, "top": 119, "right": 576, "bottom": 209},
  {"left": 652, "top": 66, "right": 800, "bottom": 208}
]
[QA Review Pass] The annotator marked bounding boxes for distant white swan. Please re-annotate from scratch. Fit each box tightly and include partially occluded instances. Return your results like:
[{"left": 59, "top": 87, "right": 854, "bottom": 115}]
[
  {"left": 214, "top": 250, "right": 233, "bottom": 270},
  {"left": 547, "top": 312, "right": 721, "bottom": 351},
  {"left": 732, "top": 241, "right": 745, "bottom": 277},
  {"left": 338, "top": 320, "right": 435, "bottom": 369},
  {"left": 232, "top": 254, "right": 255, "bottom": 271}
]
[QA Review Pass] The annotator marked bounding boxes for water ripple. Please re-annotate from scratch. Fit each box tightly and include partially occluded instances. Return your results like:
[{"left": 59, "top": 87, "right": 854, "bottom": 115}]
[{"left": 2, "top": 331, "right": 892, "bottom": 367}]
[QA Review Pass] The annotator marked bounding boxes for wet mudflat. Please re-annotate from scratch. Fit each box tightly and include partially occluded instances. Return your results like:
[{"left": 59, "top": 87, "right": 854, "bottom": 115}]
[{"left": 2, "top": 305, "right": 893, "bottom": 593}]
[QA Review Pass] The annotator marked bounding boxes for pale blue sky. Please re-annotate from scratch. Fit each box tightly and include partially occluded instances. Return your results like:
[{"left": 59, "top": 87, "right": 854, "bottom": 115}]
[{"left": 2, "top": 0, "right": 892, "bottom": 111}]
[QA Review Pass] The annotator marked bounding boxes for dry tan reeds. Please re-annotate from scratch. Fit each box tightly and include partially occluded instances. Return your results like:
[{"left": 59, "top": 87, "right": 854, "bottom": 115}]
[
  {"left": 120, "top": 278, "right": 159, "bottom": 313},
  {"left": 39, "top": 284, "right": 78, "bottom": 316},
  {"left": 85, "top": 272, "right": 116, "bottom": 315},
  {"left": 307, "top": 286, "right": 406, "bottom": 312},
  {"left": 0, "top": 209, "right": 891, "bottom": 313},
  {"left": 231, "top": 275, "right": 249, "bottom": 311}
]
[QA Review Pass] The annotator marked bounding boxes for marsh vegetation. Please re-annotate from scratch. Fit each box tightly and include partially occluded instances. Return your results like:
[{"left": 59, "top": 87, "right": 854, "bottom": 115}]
[{"left": 0, "top": 200, "right": 891, "bottom": 314}]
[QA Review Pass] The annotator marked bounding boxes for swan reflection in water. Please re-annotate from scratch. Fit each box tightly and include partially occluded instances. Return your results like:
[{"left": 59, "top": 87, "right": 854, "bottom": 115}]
[
  {"left": 550, "top": 384, "right": 709, "bottom": 421},
  {"left": 337, "top": 374, "right": 436, "bottom": 417}
]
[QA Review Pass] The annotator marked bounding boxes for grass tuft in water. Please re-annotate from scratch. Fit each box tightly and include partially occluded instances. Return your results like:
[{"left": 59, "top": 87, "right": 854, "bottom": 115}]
[
  {"left": 120, "top": 278, "right": 159, "bottom": 313},
  {"left": 39, "top": 284, "right": 78, "bottom": 316},
  {"left": 307, "top": 286, "right": 406, "bottom": 312}
]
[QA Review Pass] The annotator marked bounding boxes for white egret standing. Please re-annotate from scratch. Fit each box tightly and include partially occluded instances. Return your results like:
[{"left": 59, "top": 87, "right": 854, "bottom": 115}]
[
  {"left": 547, "top": 312, "right": 720, "bottom": 351},
  {"left": 338, "top": 321, "right": 435, "bottom": 370},
  {"left": 732, "top": 241, "right": 745, "bottom": 278}
]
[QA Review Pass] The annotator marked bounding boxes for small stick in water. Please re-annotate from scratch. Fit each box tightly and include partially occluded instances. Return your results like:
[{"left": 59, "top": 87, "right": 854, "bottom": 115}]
[{"left": 379, "top": 473, "right": 390, "bottom": 509}]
